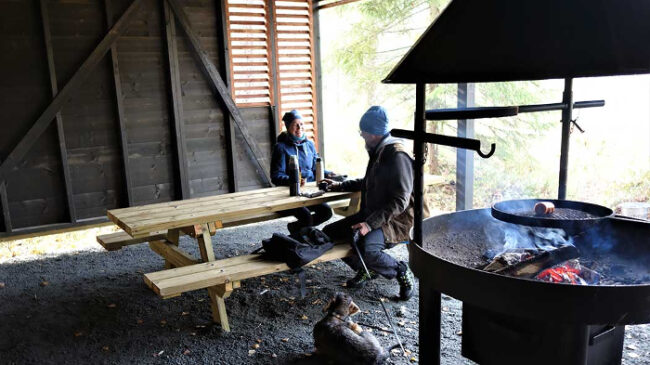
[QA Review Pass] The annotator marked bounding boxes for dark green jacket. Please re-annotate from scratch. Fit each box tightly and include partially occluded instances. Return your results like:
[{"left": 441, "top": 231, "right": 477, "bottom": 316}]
[{"left": 340, "top": 135, "right": 414, "bottom": 243}]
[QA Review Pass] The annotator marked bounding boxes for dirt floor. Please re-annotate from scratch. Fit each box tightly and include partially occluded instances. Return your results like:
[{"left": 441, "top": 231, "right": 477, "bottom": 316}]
[{"left": 1, "top": 218, "right": 649, "bottom": 364}]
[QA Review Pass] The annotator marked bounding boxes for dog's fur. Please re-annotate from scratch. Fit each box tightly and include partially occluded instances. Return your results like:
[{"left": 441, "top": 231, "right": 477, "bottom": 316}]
[{"left": 313, "top": 293, "right": 388, "bottom": 365}]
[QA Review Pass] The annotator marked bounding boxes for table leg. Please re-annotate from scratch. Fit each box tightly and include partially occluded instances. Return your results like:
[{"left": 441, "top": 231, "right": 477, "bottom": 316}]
[
  {"left": 164, "top": 229, "right": 180, "bottom": 269},
  {"left": 195, "top": 222, "right": 232, "bottom": 331}
]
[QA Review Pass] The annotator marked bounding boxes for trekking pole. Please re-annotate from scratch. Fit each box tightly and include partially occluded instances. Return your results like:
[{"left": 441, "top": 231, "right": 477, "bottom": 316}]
[{"left": 351, "top": 229, "right": 406, "bottom": 355}]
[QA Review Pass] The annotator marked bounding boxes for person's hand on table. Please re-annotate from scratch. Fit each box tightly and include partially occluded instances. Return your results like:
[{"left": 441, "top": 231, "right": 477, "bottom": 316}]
[
  {"left": 320, "top": 178, "right": 341, "bottom": 191},
  {"left": 351, "top": 222, "right": 371, "bottom": 236}
]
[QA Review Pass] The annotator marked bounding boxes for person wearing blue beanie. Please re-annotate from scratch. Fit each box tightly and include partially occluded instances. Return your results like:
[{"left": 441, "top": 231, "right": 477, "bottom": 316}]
[
  {"left": 321, "top": 105, "right": 416, "bottom": 301},
  {"left": 271, "top": 109, "right": 333, "bottom": 234},
  {"left": 359, "top": 105, "right": 390, "bottom": 137}
]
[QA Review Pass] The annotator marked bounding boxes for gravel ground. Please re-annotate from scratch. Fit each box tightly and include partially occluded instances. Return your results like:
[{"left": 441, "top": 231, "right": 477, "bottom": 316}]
[{"left": 0, "top": 217, "right": 648, "bottom": 364}]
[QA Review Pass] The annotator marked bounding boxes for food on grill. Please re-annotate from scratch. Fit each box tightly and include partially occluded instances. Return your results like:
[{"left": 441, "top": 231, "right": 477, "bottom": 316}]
[{"left": 534, "top": 201, "right": 555, "bottom": 215}]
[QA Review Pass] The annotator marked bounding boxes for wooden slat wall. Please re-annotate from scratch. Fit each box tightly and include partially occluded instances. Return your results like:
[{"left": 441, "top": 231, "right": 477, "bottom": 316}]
[
  {"left": 234, "top": 106, "right": 275, "bottom": 191},
  {"left": 224, "top": 0, "right": 274, "bottom": 107},
  {"left": 272, "top": 0, "right": 318, "bottom": 144},
  {"left": 49, "top": 0, "right": 126, "bottom": 220},
  {"left": 177, "top": 0, "right": 231, "bottom": 198},
  {"left": 110, "top": 0, "right": 178, "bottom": 205},
  {"left": 0, "top": 0, "right": 68, "bottom": 229},
  {"left": 0, "top": 0, "right": 277, "bottom": 237}
]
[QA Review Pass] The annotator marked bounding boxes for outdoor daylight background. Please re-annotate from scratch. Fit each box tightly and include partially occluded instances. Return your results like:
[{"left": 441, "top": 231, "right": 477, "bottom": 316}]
[{"left": 319, "top": 0, "right": 650, "bottom": 213}]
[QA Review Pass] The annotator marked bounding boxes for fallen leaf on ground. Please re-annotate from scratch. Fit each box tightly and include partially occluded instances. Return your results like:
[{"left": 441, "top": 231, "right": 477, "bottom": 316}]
[
  {"left": 281, "top": 338, "right": 289, "bottom": 342},
  {"left": 102, "top": 346, "right": 109, "bottom": 352},
  {"left": 74, "top": 331, "right": 83, "bottom": 337},
  {"left": 160, "top": 320, "right": 167, "bottom": 325},
  {"left": 40, "top": 281, "right": 49, "bottom": 287},
  {"left": 136, "top": 319, "right": 144, "bottom": 324},
  {"left": 256, "top": 339, "right": 262, "bottom": 343},
  {"left": 410, "top": 356, "right": 418, "bottom": 362},
  {"left": 181, "top": 311, "right": 189, "bottom": 316},
  {"left": 183, "top": 349, "right": 190, "bottom": 355},
  {"left": 107, "top": 303, "right": 116, "bottom": 308},
  {"left": 301, "top": 315, "right": 309, "bottom": 320},
  {"left": 252, "top": 344, "right": 260, "bottom": 349},
  {"left": 248, "top": 350, "right": 256, "bottom": 355}
]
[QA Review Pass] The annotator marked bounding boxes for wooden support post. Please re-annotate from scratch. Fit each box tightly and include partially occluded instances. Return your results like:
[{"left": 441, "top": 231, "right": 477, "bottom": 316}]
[
  {"left": 39, "top": 0, "right": 78, "bottom": 223},
  {"left": 195, "top": 222, "right": 230, "bottom": 331},
  {"left": 164, "top": 228, "right": 181, "bottom": 268},
  {"left": 105, "top": 0, "right": 134, "bottom": 207},
  {"left": 267, "top": 0, "right": 282, "bottom": 133},
  {"left": 162, "top": 0, "right": 190, "bottom": 200},
  {"left": 166, "top": 0, "right": 272, "bottom": 187},
  {"left": 219, "top": 0, "right": 239, "bottom": 193},
  {"left": 0, "top": 182, "right": 11, "bottom": 232},
  {"left": 0, "top": 0, "right": 144, "bottom": 184}
]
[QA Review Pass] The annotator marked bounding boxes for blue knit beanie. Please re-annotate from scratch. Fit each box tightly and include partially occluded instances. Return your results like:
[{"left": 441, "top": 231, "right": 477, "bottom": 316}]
[
  {"left": 282, "top": 109, "right": 302, "bottom": 128},
  {"left": 359, "top": 106, "right": 389, "bottom": 136}
]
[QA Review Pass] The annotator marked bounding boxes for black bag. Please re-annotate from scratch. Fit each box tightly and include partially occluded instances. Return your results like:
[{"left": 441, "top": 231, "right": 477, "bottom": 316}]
[{"left": 260, "top": 227, "right": 335, "bottom": 269}]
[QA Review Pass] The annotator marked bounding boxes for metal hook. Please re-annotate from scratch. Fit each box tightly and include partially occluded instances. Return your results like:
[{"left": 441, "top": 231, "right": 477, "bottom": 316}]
[{"left": 476, "top": 143, "right": 496, "bottom": 159}]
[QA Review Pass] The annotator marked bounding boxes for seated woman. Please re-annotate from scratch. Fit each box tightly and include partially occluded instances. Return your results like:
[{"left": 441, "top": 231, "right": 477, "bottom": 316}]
[{"left": 271, "top": 110, "right": 333, "bottom": 234}]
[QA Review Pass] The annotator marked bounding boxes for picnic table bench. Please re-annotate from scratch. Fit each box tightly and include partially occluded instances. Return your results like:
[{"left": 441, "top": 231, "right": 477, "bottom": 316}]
[{"left": 98, "top": 183, "right": 360, "bottom": 331}]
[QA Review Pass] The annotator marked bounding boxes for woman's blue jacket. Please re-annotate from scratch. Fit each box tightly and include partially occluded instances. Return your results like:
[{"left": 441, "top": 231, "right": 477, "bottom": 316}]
[{"left": 270, "top": 132, "right": 330, "bottom": 186}]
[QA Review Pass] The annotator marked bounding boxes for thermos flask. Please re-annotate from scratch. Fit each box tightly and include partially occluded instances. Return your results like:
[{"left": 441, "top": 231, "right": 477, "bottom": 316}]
[
  {"left": 315, "top": 156, "right": 324, "bottom": 182},
  {"left": 288, "top": 155, "right": 300, "bottom": 196}
]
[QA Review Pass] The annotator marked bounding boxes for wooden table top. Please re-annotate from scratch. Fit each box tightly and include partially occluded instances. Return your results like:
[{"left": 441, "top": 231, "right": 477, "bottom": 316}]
[{"left": 107, "top": 183, "right": 358, "bottom": 238}]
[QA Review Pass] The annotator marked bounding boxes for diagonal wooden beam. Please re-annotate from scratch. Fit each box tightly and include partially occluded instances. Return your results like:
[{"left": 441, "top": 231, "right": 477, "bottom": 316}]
[
  {"left": 162, "top": 0, "right": 191, "bottom": 199},
  {"left": 105, "top": 0, "right": 135, "bottom": 207},
  {"left": 40, "top": 0, "right": 78, "bottom": 223},
  {"left": 166, "top": 0, "right": 272, "bottom": 187},
  {"left": 0, "top": 0, "right": 144, "bottom": 184}
]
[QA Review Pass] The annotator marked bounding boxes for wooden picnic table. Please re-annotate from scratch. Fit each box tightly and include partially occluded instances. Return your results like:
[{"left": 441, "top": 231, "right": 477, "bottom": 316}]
[{"left": 103, "top": 183, "right": 360, "bottom": 331}]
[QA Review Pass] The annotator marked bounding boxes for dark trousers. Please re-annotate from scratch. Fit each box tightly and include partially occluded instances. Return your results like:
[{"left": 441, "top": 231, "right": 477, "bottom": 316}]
[
  {"left": 323, "top": 213, "right": 399, "bottom": 279},
  {"left": 284, "top": 203, "right": 333, "bottom": 228}
]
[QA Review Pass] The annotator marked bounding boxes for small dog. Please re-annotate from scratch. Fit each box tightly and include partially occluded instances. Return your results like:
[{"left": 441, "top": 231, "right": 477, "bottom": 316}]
[{"left": 313, "top": 293, "right": 388, "bottom": 365}]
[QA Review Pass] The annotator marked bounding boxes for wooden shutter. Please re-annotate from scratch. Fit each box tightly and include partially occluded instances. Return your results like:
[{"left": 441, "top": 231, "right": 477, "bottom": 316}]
[
  {"left": 271, "top": 0, "right": 318, "bottom": 144},
  {"left": 224, "top": 0, "right": 273, "bottom": 106}
]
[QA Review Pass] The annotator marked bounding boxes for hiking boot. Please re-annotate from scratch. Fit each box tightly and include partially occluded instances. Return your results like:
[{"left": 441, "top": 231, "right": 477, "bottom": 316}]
[
  {"left": 346, "top": 269, "right": 378, "bottom": 288},
  {"left": 396, "top": 261, "right": 415, "bottom": 301}
]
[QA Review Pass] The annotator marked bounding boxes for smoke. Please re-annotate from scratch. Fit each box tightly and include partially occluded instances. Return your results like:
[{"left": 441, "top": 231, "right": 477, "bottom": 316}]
[{"left": 484, "top": 221, "right": 574, "bottom": 259}]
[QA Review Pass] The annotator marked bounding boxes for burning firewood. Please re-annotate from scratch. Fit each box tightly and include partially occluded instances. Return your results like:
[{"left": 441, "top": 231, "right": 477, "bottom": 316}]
[{"left": 484, "top": 245, "right": 580, "bottom": 278}]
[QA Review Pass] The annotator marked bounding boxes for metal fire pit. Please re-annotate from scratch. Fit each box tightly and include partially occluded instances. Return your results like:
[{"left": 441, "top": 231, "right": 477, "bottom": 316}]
[{"left": 411, "top": 208, "right": 650, "bottom": 365}]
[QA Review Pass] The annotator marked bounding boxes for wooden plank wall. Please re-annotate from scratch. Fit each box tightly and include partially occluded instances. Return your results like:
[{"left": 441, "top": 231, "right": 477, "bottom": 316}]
[
  {"left": 0, "top": 0, "right": 277, "bottom": 237},
  {"left": 0, "top": 1, "right": 69, "bottom": 229}
]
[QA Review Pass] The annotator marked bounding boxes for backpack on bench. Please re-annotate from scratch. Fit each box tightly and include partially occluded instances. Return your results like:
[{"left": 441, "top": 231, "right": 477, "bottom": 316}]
[{"left": 258, "top": 227, "right": 335, "bottom": 269}]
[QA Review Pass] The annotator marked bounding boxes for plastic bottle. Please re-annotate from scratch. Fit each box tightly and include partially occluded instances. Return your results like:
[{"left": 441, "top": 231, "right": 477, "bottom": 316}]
[
  {"left": 288, "top": 155, "right": 300, "bottom": 196},
  {"left": 315, "top": 156, "right": 324, "bottom": 182}
]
